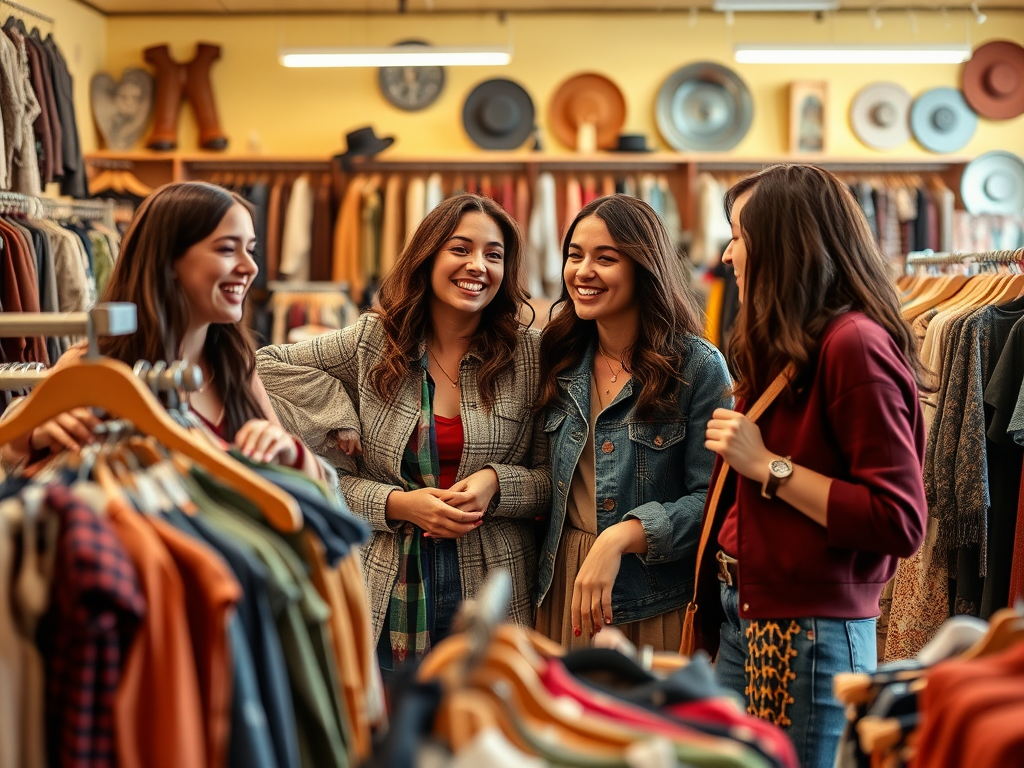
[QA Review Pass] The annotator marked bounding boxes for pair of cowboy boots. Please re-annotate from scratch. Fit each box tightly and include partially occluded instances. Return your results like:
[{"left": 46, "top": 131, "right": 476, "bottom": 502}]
[{"left": 145, "top": 42, "right": 228, "bottom": 151}]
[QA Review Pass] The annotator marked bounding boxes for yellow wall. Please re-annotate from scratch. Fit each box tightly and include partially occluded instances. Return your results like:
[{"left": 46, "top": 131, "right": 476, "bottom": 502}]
[
  {"left": 20, "top": 0, "right": 106, "bottom": 155},
  {"left": 93, "top": 9, "right": 1024, "bottom": 159}
]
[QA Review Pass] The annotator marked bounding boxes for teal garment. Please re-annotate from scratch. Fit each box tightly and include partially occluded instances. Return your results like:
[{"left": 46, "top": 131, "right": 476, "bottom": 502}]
[{"left": 185, "top": 471, "right": 350, "bottom": 768}]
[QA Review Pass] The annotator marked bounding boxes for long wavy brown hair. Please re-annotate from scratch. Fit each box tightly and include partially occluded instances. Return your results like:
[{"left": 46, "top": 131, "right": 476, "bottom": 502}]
[
  {"left": 725, "top": 164, "right": 924, "bottom": 401},
  {"left": 98, "top": 181, "right": 265, "bottom": 440},
  {"left": 370, "top": 194, "right": 528, "bottom": 409},
  {"left": 537, "top": 195, "right": 705, "bottom": 420}
]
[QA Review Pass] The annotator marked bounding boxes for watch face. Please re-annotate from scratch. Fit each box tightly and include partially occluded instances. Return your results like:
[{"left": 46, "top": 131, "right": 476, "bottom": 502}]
[
  {"left": 378, "top": 64, "right": 445, "bottom": 111},
  {"left": 770, "top": 458, "right": 793, "bottom": 478}
]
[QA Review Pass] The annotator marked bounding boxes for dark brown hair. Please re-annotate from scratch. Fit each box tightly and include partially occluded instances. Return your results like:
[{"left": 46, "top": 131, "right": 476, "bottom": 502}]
[
  {"left": 724, "top": 164, "right": 923, "bottom": 401},
  {"left": 370, "top": 194, "right": 528, "bottom": 409},
  {"left": 98, "top": 180, "right": 264, "bottom": 440},
  {"left": 537, "top": 194, "right": 705, "bottom": 419}
]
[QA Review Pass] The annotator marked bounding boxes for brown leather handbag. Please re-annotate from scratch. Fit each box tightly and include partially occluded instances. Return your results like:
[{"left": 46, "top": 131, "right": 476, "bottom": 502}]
[{"left": 679, "top": 364, "right": 795, "bottom": 657}]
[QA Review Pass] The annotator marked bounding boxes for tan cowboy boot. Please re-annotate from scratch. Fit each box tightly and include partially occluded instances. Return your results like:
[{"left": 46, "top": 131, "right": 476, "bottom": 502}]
[
  {"left": 184, "top": 43, "right": 228, "bottom": 150},
  {"left": 144, "top": 45, "right": 186, "bottom": 151}
]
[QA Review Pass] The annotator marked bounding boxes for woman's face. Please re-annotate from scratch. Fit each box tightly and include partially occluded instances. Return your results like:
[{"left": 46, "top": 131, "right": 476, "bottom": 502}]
[
  {"left": 429, "top": 211, "right": 505, "bottom": 317},
  {"left": 172, "top": 202, "right": 258, "bottom": 328},
  {"left": 722, "top": 191, "right": 751, "bottom": 303},
  {"left": 564, "top": 215, "right": 637, "bottom": 326}
]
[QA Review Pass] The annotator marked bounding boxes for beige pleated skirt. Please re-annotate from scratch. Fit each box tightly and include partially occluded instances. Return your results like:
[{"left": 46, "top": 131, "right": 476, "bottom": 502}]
[{"left": 535, "top": 525, "right": 687, "bottom": 653}]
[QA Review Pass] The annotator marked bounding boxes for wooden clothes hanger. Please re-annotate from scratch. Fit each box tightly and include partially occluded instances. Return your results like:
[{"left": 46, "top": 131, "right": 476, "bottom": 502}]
[
  {"left": 960, "top": 606, "right": 1024, "bottom": 660},
  {"left": 117, "top": 170, "right": 153, "bottom": 197},
  {"left": 0, "top": 357, "right": 302, "bottom": 531}
]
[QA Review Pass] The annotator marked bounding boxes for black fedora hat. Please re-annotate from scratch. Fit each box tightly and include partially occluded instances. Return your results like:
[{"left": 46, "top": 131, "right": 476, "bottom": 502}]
[
  {"left": 462, "top": 78, "right": 535, "bottom": 150},
  {"left": 333, "top": 126, "right": 395, "bottom": 169},
  {"left": 608, "top": 133, "right": 655, "bottom": 152}
]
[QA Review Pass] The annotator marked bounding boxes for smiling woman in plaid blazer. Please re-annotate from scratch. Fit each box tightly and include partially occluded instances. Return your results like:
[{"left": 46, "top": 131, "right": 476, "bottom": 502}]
[{"left": 256, "top": 194, "right": 550, "bottom": 674}]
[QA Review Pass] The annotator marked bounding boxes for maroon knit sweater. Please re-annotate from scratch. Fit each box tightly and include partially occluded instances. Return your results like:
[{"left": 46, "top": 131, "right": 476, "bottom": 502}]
[{"left": 698, "top": 312, "right": 927, "bottom": 654}]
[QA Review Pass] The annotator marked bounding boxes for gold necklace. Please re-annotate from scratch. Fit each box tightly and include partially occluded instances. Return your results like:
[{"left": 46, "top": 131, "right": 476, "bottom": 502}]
[
  {"left": 427, "top": 347, "right": 459, "bottom": 389},
  {"left": 597, "top": 345, "right": 626, "bottom": 396},
  {"left": 194, "top": 368, "right": 215, "bottom": 396}
]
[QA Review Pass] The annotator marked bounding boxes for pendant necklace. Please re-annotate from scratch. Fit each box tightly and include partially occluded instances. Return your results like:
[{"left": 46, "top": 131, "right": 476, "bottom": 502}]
[
  {"left": 427, "top": 347, "right": 459, "bottom": 389},
  {"left": 597, "top": 345, "right": 626, "bottom": 396}
]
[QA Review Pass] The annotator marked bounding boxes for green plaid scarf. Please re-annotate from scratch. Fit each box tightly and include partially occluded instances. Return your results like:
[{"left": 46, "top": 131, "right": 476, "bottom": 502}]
[{"left": 389, "top": 365, "right": 438, "bottom": 664}]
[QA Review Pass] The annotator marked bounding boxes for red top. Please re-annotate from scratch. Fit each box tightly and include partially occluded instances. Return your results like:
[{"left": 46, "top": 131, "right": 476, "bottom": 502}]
[
  {"left": 434, "top": 414, "right": 464, "bottom": 490},
  {"left": 703, "top": 312, "right": 926, "bottom": 631},
  {"left": 194, "top": 409, "right": 229, "bottom": 444}
]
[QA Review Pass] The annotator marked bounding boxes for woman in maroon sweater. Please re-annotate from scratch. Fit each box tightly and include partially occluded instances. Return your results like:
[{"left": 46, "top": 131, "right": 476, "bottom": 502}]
[{"left": 700, "top": 164, "right": 927, "bottom": 768}]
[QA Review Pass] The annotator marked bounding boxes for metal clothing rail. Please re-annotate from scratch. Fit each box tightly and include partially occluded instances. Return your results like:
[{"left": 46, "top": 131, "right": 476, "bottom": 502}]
[
  {"left": 0, "top": 362, "right": 46, "bottom": 391},
  {"left": 0, "top": 192, "right": 116, "bottom": 229},
  {"left": 0, "top": 305, "right": 137, "bottom": 359},
  {"left": 0, "top": 0, "right": 52, "bottom": 25},
  {"left": 906, "top": 248, "right": 1024, "bottom": 266},
  {"left": 0, "top": 190, "right": 43, "bottom": 216}
]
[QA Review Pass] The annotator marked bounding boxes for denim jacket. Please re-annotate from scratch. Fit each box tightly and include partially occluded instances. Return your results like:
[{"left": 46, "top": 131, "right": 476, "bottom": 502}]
[{"left": 538, "top": 336, "right": 733, "bottom": 624}]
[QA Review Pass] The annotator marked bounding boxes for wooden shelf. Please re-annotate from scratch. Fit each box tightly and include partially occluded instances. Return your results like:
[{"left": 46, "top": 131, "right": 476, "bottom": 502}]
[{"left": 84, "top": 150, "right": 972, "bottom": 233}]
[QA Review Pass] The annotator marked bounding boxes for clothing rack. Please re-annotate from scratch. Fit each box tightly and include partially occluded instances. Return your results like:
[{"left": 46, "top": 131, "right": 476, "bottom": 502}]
[
  {"left": 0, "top": 190, "right": 43, "bottom": 216},
  {"left": 0, "top": 304, "right": 137, "bottom": 359},
  {"left": 0, "top": 0, "right": 53, "bottom": 25},
  {"left": 454, "top": 569, "right": 512, "bottom": 676},
  {"left": 0, "top": 191, "right": 116, "bottom": 229},
  {"left": 906, "top": 248, "right": 1024, "bottom": 267},
  {"left": 40, "top": 197, "right": 117, "bottom": 229},
  {"left": 0, "top": 362, "right": 45, "bottom": 390},
  {"left": 266, "top": 280, "right": 349, "bottom": 293}
]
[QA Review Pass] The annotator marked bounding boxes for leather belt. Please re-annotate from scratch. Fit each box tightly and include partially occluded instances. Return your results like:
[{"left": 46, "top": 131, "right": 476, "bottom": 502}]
[{"left": 716, "top": 550, "right": 739, "bottom": 587}]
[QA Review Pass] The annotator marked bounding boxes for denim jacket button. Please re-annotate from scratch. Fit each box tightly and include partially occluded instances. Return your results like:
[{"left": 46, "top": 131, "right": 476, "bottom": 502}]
[
  {"left": 557, "top": 480, "right": 565, "bottom": 489},
  {"left": 601, "top": 441, "right": 614, "bottom": 454},
  {"left": 602, "top": 498, "right": 615, "bottom": 511},
  {"left": 654, "top": 435, "right": 663, "bottom": 447}
]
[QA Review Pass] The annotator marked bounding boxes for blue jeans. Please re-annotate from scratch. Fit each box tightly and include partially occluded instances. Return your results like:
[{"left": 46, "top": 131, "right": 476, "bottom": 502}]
[
  {"left": 377, "top": 536, "right": 463, "bottom": 677},
  {"left": 714, "top": 581, "right": 876, "bottom": 768}
]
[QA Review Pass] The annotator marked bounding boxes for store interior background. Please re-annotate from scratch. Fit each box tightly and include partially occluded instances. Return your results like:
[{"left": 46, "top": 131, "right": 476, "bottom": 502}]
[{"left": 24, "top": 0, "right": 1024, "bottom": 162}]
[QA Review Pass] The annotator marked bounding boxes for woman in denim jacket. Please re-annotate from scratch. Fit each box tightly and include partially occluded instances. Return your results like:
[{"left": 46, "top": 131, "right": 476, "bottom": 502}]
[{"left": 535, "top": 195, "right": 732, "bottom": 651}]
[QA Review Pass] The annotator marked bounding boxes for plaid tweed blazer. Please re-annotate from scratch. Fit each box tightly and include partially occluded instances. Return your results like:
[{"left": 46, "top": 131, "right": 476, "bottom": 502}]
[{"left": 256, "top": 313, "right": 551, "bottom": 644}]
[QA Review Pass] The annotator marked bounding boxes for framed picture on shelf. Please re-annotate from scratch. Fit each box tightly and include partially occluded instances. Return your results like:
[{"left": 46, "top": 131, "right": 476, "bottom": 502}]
[{"left": 789, "top": 81, "right": 828, "bottom": 154}]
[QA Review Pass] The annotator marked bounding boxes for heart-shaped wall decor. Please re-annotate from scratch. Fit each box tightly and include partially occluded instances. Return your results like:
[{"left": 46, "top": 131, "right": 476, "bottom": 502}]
[{"left": 90, "top": 68, "right": 155, "bottom": 150}]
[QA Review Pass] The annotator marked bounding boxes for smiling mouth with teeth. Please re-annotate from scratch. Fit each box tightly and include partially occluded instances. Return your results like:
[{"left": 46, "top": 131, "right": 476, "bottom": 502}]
[
  {"left": 575, "top": 287, "right": 605, "bottom": 296},
  {"left": 455, "top": 280, "right": 485, "bottom": 291},
  {"left": 222, "top": 284, "right": 246, "bottom": 295}
]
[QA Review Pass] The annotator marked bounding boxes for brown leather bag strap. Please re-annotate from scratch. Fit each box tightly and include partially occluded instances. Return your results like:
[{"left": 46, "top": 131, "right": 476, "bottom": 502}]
[{"left": 679, "top": 363, "right": 795, "bottom": 656}]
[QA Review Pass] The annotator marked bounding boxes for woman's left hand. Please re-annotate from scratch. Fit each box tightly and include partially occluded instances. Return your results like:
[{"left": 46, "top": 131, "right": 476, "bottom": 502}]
[
  {"left": 236, "top": 419, "right": 300, "bottom": 466},
  {"left": 704, "top": 408, "right": 771, "bottom": 481},
  {"left": 448, "top": 468, "right": 500, "bottom": 516},
  {"left": 571, "top": 530, "right": 627, "bottom": 639}
]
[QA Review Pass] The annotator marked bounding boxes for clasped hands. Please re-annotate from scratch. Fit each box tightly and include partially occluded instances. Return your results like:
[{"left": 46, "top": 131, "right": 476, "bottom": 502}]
[{"left": 385, "top": 467, "right": 499, "bottom": 539}]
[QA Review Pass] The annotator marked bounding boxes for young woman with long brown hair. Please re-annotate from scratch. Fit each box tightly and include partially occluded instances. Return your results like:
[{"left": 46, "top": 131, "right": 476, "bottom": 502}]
[
  {"left": 256, "top": 194, "right": 550, "bottom": 675},
  {"left": 1, "top": 181, "right": 323, "bottom": 479},
  {"left": 535, "top": 194, "right": 731, "bottom": 652},
  {"left": 699, "top": 164, "right": 927, "bottom": 768}
]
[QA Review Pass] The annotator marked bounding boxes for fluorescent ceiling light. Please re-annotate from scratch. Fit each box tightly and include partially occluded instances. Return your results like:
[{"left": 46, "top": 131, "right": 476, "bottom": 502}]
[
  {"left": 280, "top": 46, "right": 512, "bottom": 68},
  {"left": 714, "top": 0, "right": 838, "bottom": 10},
  {"left": 735, "top": 44, "right": 971, "bottom": 64}
]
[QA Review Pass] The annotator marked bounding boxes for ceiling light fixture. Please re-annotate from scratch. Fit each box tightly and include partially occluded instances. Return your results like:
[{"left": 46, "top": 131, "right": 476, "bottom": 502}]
[
  {"left": 869, "top": 7, "right": 883, "bottom": 30},
  {"left": 970, "top": 2, "right": 987, "bottom": 24},
  {"left": 714, "top": 0, "right": 838, "bottom": 10},
  {"left": 735, "top": 44, "right": 971, "bottom": 64},
  {"left": 280, "top": 45, "right": 512, "bottom": 68}
]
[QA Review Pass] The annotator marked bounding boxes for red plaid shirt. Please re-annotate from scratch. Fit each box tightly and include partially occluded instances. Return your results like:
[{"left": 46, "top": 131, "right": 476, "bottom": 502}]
[{"left": 40, "top": 484, "right": 147, "bottom": 768}]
